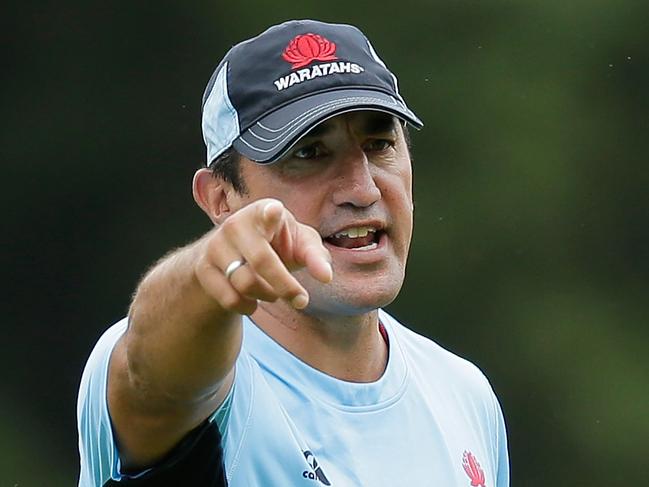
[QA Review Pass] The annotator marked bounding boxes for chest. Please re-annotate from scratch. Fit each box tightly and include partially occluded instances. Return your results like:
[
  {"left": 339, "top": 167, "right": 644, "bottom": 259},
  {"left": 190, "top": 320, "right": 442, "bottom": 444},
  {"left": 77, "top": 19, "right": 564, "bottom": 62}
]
[{"left": 223, "top": 378, "right": 495, "bottom": 486}]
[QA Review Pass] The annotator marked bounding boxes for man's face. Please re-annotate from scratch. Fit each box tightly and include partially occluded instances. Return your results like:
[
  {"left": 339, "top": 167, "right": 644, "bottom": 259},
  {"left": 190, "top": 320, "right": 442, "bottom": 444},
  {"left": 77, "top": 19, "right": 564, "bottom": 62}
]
[{"left": 236, "top": 111, "right": 413, "bottom": 317}]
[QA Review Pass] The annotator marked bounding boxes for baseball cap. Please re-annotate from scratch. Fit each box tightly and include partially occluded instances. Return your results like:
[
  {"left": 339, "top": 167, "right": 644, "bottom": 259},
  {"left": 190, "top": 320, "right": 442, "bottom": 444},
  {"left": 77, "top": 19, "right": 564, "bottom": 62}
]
[{"left": 202, "top": 19, "right": 423, "bottom": 165}]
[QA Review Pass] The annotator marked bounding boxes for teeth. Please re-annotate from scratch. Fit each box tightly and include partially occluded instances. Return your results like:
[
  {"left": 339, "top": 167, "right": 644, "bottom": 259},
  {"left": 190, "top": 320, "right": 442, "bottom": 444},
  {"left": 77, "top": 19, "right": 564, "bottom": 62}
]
[
  {"left": 351, "top": 242, "right": 378, "bottom": 251},
  {"left": 333, "top": 226, "right": 376, "bottom": 239}
]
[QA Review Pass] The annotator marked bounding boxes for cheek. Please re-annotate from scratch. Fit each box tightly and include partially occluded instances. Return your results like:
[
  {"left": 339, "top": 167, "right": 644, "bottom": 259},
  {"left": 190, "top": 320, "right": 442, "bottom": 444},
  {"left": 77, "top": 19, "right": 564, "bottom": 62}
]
[
  {"left": 287, "top": 200, "right": 322, "bottom": 225},
  {"left": 383, "top": 170, "right": 414, "bottom": 244},
  {"left": 401, "top": 164, "right": 413, "bottom": 200},
  {"left": 380, "top": 152, "right": 412, "bottom": 195},
  {"left": 380, "top": 166, "right": 413, "bottom": 210},
  {"left": 275, "top": 185, "right": 328, "bottom": 226},
  {"left": 381, "top": 193, "right": 413, "bottom": 251}
]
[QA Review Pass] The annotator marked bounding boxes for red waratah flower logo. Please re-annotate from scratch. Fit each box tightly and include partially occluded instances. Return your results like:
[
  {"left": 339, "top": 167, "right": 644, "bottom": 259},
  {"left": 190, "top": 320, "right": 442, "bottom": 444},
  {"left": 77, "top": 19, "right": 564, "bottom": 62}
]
[
  {"left": 282, "top": 33, "right": 338, "bottom": 69},
  {"left": 463, "top": 451, "right": 486, "bottom": 487}
]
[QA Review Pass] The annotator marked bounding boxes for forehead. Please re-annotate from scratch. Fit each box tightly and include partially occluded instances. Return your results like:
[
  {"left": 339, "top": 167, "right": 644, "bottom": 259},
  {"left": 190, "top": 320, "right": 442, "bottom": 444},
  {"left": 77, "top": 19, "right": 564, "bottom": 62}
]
[{"left": 300, "top": 111, "right": 400, "bottom": 139}]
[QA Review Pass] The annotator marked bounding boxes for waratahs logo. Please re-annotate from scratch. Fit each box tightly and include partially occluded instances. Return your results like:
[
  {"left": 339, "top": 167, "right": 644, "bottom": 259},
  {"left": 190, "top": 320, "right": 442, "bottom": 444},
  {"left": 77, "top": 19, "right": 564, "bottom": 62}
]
[
  {"left": 462, "top": 451, "right": 486, "bottom": 487},
  {"left": 274, "top": 33, "right": 365, "bottom": 91},
  {"left": 282, "top": 33, "right": 338, "bottom": 68}
]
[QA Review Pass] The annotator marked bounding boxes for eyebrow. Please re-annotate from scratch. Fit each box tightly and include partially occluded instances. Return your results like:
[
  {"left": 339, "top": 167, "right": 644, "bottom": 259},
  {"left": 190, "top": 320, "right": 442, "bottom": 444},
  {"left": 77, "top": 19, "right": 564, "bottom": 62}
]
[
  {"left": 361, "top": 113, "right": 399, "bottom": 134},
  {"left": 302, "top": 112, "right": 398, "bottom": 140},
  {"left": 303, "top": 120, "right": 334, "bottom": 139}
]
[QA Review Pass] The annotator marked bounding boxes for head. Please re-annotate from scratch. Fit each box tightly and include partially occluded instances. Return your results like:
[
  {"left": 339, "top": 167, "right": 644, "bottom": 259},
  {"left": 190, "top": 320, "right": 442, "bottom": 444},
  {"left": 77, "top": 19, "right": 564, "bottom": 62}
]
[{"left": 195, "top": 20, "right": 422, "bottom": 317}]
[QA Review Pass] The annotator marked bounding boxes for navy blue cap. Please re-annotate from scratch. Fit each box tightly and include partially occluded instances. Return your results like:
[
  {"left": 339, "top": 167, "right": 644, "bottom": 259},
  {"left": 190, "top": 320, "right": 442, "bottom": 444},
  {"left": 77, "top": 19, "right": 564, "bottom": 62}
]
[{"left": 202, "top": 19, "right": 423, "bottom": 164}]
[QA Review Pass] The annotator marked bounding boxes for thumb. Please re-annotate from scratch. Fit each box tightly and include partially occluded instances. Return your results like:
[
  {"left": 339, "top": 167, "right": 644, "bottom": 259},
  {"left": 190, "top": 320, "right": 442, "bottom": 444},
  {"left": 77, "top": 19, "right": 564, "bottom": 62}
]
[{"left": 293, "top": 224, "right": 333, "bottom": 284}]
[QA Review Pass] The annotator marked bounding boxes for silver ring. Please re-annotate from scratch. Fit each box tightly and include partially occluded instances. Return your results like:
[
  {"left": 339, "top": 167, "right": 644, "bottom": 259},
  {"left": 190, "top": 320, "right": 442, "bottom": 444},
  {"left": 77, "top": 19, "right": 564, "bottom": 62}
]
[{"left": 224, "top": 259, "right": 246, "bottom": 280}]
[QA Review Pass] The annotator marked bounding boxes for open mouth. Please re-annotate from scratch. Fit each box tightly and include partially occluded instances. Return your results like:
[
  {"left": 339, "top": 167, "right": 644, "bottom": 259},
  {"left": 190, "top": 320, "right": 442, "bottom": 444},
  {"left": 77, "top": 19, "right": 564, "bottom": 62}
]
[{"left": 323, "top": 226, "right": 384, "bottom": 251}]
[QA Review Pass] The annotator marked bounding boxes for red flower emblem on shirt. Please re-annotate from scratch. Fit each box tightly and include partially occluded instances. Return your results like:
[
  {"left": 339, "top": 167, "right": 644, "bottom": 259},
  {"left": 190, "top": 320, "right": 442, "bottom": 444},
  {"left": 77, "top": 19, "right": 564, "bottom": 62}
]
[
  {"left": 463, "top": 451, "right": 486, "bottom": 487},
  {"left": 282, "top": 33, "right": 338, "bottom": 69}
]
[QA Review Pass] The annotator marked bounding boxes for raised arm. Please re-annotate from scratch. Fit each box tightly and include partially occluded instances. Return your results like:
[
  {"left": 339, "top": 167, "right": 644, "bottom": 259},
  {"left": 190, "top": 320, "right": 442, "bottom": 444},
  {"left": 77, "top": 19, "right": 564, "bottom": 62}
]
[{"left": 107, "top": 199, "right": 331, "bottom": 469}]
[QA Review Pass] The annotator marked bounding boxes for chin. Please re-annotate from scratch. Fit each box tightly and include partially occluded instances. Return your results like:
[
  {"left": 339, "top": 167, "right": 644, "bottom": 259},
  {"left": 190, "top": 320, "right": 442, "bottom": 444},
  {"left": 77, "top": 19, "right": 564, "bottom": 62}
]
[{"left": 303, "top": 277, "right": 403, "bottom": 318}]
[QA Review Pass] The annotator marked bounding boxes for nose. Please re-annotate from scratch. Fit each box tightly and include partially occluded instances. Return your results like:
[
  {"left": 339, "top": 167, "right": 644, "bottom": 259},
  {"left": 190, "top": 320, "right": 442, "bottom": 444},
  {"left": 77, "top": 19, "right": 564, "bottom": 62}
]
[{"left": 331, "top": 147, "right": 382, "bottom": 208}]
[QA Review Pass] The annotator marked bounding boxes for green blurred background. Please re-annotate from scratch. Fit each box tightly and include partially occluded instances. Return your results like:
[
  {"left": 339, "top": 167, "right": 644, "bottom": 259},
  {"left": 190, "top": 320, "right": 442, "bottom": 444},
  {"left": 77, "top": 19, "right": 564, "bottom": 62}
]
[{"left": 3, "top": 0, "right": 648, "bottom": 485}]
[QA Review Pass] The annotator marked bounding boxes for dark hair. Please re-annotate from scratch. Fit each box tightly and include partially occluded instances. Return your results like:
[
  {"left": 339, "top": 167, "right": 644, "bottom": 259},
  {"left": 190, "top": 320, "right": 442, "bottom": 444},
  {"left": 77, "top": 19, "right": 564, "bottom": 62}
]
[
  {"left": 403, "top": 123, "right": 412, "bottom": 154},
  {"left": 208, "top": 147, "right": 248, "bottom": 194}
]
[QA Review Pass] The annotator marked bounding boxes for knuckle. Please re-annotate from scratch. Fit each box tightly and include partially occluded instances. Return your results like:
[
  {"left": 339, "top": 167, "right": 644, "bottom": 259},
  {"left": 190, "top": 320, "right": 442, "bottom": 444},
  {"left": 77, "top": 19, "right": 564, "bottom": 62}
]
[
  {"left": 246, "top": 248, "right": 270, "bottom": 268},
  {"left": 205, "top": 233, "right": 226, "bottom": 259},
  {"left": 219, "top": 218, "right": 236, "bottom": 237}
]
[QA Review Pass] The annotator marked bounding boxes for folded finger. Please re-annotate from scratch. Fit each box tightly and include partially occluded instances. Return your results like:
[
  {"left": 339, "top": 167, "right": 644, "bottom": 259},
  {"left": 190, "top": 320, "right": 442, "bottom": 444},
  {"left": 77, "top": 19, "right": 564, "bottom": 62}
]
[
  {"left": 227, "top": 263, "right": 278, "bottom": 303},
  {"left": 241, "top": 239, "right": 309, "bottom": 308},
  {"left": 195, "top": 255, "right": 258, "bottom": 315}
]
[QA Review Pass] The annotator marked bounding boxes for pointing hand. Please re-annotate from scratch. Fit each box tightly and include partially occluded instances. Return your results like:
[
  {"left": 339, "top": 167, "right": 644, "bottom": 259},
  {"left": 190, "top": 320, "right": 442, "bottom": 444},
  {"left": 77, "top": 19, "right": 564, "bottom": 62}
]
[{"left": 195, "top": 199, "right": 332, "bottom": 315}]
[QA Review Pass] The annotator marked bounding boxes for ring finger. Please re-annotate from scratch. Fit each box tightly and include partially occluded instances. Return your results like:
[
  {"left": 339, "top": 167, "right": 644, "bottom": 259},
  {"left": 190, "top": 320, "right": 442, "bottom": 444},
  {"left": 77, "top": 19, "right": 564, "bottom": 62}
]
[{"left": 226, "top": 261, "right": 278, "bottom": 303}]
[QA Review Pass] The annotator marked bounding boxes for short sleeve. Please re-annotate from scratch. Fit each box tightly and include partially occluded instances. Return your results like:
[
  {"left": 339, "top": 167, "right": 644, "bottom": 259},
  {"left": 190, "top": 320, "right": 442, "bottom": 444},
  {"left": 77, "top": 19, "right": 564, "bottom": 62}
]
[
  {"left": 492, "top": 391, "right": 510, "bottom": 487},
  {"left": 77, "top": 318, "right": 234, "bottom": 487},
  {"left": 77, "top": 318, "right": 128, "bottom": 487}
]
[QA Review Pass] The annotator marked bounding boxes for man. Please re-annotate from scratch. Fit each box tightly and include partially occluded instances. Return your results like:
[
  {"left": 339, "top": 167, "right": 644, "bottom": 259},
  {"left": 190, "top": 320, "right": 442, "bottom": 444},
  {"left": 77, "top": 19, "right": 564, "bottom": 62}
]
[{"left": 77, "top": 19, "right": 509, "bottom": 486}]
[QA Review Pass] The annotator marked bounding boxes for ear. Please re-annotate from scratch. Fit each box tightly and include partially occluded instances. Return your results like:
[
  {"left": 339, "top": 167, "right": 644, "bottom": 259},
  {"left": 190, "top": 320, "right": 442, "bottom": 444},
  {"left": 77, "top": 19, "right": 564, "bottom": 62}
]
[{"left": 192, "top": 168, "right": 237, "bottom": 225}]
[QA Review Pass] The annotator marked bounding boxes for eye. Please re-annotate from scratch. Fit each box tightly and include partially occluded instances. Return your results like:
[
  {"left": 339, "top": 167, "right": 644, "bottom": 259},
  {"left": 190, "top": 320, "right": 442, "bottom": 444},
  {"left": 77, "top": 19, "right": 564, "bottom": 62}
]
[
  {"left": 292, "top": 142, "right": 327, "bottom": 160},
  {"left": 363, "top": 138, "right": 394, "bottom": 153}
]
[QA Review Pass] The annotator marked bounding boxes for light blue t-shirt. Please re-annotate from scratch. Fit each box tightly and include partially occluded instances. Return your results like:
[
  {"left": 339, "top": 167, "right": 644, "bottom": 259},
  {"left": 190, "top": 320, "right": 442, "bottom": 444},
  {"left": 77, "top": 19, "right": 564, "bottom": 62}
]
[{"left": 77, "top": 310, "right": 509, "bottom": 486}]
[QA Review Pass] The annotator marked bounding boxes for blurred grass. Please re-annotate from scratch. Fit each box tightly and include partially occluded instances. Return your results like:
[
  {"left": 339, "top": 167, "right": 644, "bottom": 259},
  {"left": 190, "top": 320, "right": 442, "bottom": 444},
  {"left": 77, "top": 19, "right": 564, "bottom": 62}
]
[{"left": 1, "top": 401, "right": 74, "bottom": 486}]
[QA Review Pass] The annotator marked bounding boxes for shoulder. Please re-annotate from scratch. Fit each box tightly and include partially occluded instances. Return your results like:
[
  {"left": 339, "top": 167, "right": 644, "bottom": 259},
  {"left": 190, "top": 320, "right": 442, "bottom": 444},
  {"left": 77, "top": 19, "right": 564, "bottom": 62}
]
[
  {"left": 381, "top": 310, "right": 495, "bottom": 397},
  {"left": 381, "top": 311, "right": 510, "bottom": 484}
]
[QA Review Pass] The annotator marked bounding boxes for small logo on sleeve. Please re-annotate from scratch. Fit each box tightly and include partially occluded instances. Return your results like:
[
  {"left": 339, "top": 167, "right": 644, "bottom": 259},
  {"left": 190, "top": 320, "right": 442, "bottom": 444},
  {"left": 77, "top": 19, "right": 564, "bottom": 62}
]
[
  {"left": 302, "top": 450, "right": 331, "bottom": 485},
  {"left": 462, "top": 451, "right": 486, "bottom": 487}
]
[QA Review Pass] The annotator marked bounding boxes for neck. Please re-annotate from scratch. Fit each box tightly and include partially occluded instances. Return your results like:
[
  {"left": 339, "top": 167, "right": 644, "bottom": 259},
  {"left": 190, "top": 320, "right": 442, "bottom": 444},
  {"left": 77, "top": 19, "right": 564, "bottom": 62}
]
[{"left": 251, "top": 301, "right": 388, "bottom": 383}]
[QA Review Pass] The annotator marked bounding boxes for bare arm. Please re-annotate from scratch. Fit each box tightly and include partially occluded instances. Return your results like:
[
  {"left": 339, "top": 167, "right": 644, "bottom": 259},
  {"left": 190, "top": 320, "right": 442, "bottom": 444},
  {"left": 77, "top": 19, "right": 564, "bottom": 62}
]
[{"left": 108, "top": 199, "right": 331, "bottom": 468}]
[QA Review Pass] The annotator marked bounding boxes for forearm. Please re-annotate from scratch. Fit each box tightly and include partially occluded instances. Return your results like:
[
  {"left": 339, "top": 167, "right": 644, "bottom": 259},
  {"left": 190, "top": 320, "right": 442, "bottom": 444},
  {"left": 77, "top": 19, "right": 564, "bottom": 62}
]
[{"left": 125, "top": 232, "right": 241, "bottom": 406}]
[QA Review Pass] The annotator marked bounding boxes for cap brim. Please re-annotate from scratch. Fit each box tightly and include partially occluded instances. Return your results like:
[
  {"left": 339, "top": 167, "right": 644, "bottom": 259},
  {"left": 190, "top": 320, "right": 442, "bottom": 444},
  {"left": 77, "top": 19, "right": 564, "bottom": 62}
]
[{"left": 232, "top": 88, "right": 423, "bottom": 163}]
